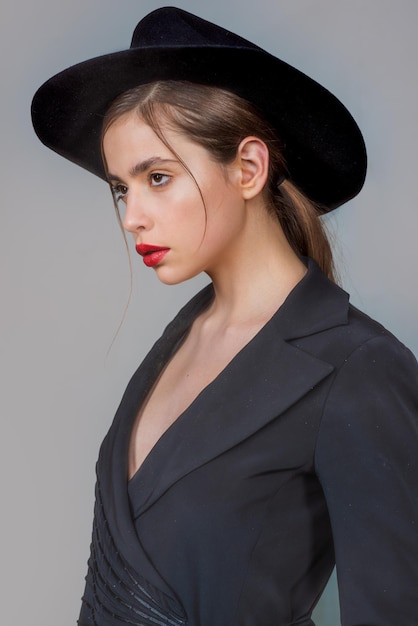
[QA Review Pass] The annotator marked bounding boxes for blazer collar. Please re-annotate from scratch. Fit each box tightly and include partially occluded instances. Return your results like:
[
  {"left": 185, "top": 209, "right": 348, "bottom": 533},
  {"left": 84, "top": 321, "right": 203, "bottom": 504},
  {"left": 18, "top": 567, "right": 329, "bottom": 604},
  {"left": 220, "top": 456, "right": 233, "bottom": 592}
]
[
  {"left": 100, "top": 259, "right": 350, "bottom": 521},
  {"left": 272, "top": 257, "right": 349, "bottom": 339}
]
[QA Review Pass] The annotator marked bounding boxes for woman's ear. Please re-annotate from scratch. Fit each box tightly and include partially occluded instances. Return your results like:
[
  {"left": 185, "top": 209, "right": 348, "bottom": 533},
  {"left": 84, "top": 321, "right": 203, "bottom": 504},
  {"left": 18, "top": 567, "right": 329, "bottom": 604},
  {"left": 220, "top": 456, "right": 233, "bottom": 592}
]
[{"left": 235, "top": 136, "right": 269, "bottom": 200}]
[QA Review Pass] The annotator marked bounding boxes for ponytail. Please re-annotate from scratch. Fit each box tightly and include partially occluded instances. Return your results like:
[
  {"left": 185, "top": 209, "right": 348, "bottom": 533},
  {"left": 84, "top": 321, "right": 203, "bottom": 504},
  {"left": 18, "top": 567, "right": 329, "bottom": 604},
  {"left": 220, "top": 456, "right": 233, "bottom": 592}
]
[{"left": 272, "top": 180, "right": 335, "bottom": 281}]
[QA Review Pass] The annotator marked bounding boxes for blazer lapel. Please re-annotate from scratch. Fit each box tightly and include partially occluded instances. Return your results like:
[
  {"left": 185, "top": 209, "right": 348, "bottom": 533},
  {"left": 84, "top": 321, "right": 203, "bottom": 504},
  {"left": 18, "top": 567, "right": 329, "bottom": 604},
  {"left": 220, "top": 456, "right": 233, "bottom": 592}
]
[
  {"left": 95, "top": 284, "right": 215, "bottom": 592},
  {"left": 129, "top": 328, "right": 334, "bottom": 517},
  {"left": 104, "top": 259, "right": 349, "bottom": 521}
]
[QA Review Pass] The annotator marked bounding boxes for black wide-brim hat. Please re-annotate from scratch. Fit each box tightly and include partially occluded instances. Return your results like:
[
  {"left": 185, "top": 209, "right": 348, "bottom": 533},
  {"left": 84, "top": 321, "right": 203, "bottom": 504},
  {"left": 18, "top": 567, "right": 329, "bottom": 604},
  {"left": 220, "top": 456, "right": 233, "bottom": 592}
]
[{"left": 31, "top": 6, "right": 367, "bottom": 211}]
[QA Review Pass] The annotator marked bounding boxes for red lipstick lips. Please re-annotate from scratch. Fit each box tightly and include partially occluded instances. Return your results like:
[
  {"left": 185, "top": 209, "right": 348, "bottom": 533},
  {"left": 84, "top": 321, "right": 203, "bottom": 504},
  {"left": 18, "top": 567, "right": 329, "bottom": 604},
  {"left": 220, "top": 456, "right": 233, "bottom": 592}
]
[{"left": 136, "top": 243, "right": 170, "bottom": 267}]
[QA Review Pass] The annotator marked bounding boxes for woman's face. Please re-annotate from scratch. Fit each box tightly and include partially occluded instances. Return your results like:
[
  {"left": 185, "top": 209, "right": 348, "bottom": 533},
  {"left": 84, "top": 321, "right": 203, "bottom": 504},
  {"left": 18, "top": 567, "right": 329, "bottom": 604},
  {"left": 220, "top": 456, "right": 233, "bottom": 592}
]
[{"left": 103, "top": 113, "right": 248, "bottom": 285}]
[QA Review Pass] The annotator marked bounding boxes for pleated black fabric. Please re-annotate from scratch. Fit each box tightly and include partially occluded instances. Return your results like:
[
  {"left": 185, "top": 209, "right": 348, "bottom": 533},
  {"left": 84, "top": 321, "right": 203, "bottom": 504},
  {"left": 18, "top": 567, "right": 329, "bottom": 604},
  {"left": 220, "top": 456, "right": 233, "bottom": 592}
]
[{"left": 79, "top": 477, "right": 187, "bottom": 626}]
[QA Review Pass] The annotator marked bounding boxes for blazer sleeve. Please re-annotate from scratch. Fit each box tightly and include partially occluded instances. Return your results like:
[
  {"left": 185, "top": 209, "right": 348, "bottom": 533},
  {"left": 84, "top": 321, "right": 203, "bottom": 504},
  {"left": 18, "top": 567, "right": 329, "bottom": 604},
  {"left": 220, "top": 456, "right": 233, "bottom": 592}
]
[{"left": 315, "top": 334, "right": 418, "bottom": 625}]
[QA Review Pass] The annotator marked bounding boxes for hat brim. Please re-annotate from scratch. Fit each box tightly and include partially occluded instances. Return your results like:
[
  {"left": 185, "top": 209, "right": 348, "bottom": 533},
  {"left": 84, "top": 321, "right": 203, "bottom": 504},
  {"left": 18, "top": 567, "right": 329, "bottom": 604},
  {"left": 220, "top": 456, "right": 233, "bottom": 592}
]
[{"left": 32, "top": 44, "right": 366, "bottom": 210}]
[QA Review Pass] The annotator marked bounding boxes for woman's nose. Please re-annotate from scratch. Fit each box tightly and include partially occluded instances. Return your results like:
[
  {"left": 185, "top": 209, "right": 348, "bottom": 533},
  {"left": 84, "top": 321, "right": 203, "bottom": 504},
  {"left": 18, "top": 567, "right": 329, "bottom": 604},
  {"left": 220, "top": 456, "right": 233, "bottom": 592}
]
[{"left": 122, "top": 195, "right": 152, "bottom": 233}]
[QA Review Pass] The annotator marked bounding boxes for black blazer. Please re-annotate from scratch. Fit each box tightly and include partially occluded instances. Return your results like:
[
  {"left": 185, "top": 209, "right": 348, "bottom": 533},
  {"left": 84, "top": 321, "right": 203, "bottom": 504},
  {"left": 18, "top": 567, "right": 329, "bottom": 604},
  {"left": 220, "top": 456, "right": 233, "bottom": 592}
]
[{"left": 79, "top": 259, "right": 418, "bottom": 626}]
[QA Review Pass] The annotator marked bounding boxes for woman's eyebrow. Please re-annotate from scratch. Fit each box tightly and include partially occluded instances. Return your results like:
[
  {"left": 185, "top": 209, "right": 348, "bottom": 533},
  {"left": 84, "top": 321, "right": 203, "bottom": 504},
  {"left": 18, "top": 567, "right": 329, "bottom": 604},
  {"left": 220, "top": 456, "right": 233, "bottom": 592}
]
[{"left": 107, "top": 157, "right": 178, "bottom": 182}]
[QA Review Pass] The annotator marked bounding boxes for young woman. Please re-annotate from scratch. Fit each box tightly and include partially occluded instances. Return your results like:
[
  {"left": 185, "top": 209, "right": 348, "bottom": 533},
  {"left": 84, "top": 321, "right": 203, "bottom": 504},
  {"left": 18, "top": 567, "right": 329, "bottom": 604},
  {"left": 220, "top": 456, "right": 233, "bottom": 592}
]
[{"left": 31, "top": 7, "right": 418, "bottom": 626}]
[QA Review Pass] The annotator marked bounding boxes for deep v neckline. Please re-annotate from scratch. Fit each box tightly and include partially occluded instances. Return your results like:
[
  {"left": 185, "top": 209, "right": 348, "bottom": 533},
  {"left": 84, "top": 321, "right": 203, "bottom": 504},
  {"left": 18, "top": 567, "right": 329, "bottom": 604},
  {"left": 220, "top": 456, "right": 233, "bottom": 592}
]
[
  {"left": 126, "top": 270, "right": 311, "bottom": 486},
  {"left": 118, "top": 260, "right": 343, "bottom": 518},
  {"left": 127, "top": 286, "right": 288, "bottom": 486},
  {"left": 127, "top": 285, "right": 215, "bottom": 484},
  {"left": 126, "top": 259, "right": 334, "bottom": 489}
]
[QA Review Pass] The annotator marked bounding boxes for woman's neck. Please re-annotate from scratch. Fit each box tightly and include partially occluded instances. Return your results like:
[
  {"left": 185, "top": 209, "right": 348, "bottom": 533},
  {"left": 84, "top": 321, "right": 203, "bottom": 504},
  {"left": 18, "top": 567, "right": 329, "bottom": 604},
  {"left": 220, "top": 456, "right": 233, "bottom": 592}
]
[{"left": 204, "top": 202, "right": 307, "bottom": 326}]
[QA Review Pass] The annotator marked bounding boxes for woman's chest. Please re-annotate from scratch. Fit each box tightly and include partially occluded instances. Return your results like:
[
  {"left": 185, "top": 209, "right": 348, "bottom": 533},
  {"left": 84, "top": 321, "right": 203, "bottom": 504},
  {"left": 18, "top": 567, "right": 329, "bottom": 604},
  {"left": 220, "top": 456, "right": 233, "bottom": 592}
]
[{"left": 128, "top": 319, "right": 272, "bottom": 479}]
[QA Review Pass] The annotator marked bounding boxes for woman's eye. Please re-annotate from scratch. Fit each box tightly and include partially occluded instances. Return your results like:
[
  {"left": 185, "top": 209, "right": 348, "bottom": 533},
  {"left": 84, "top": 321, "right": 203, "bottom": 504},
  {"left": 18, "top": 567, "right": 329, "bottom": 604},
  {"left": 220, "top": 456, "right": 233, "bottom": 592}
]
[
  {"left": 111, "top": 184, "right": 128, "bottom": 203},
  {"left": 150, "top": 173, "right": 170, "bottom": 187}
]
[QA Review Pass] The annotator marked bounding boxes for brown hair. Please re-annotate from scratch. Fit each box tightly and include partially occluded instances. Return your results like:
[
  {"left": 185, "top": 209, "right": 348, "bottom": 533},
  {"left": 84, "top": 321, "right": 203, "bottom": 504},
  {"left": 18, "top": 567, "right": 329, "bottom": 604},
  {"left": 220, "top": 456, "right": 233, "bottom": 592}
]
[{"left": 102, "top": 81, "right": 335, "bottom": 281}]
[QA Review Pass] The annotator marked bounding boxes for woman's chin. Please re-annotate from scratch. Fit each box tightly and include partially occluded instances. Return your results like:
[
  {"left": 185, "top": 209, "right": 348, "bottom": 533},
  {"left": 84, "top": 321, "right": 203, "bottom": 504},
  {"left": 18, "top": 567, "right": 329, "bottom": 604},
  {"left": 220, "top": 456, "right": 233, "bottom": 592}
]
[{"left": 152, "top": 265, "right": 201, "bottom": 286}]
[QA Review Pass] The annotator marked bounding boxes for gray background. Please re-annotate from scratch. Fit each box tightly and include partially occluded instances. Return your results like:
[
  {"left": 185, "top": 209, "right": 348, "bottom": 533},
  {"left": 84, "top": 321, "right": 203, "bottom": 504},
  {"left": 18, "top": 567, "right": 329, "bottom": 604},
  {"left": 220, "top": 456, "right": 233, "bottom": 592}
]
[{"left": 1, "top": 1, "right": 417, "bottom": 624}]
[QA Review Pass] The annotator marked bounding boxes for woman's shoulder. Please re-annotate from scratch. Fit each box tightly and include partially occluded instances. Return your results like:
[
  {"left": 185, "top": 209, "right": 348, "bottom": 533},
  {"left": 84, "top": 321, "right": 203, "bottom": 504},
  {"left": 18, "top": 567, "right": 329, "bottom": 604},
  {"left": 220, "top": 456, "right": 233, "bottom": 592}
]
[
  {"left": 282, "top": 259, "right": 416, "bottom": 371},
  {"left": 314, "top": 296, "right": 418, "bottom": 444},
  {"left": 334, "top": 300, "right": 417, "bottom": 375}
]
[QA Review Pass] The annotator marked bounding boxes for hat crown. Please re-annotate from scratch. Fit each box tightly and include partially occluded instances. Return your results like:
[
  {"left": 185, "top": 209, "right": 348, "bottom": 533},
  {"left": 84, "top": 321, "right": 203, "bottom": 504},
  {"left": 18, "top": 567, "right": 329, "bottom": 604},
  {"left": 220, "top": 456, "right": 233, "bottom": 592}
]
[{"left": 131, "top": 6, "right": 259, "bottom": 50}]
